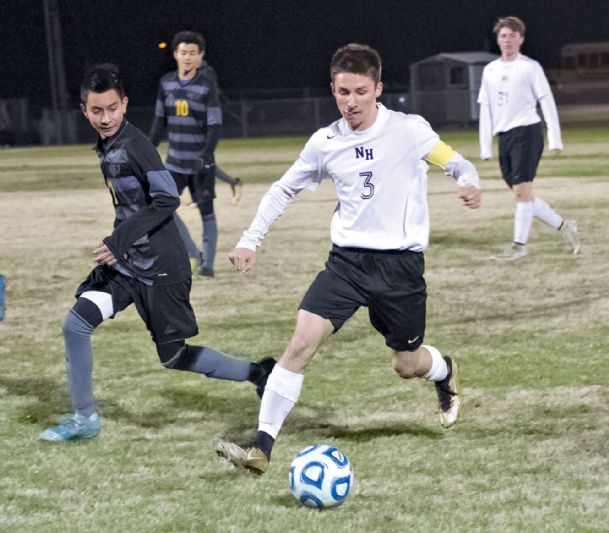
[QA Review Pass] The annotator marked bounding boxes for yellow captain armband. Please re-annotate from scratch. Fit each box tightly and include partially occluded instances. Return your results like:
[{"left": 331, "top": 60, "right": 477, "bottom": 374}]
[{"left": 426, "top": 141, "right": 457, "bottom": 168}]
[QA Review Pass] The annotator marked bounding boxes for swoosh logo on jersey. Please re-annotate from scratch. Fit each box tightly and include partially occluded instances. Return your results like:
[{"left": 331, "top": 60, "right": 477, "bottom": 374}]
[{"left": 326, "top": 134, "right": 337, "bottom": 139}]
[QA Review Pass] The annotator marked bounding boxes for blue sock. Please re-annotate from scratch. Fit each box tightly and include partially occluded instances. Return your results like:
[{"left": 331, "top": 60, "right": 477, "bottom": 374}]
[
  {"left": 63, "top": 300, "right": 102, "bottom": 416},
  {"left": 187, "top": 345, "right": 251, "bottom": 381},
  {"left": 173, "top": 213, "right": 200, "bottom": 260}
]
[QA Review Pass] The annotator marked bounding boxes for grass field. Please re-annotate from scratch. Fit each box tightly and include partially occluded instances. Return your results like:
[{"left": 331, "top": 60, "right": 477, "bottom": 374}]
[{"left": 1, "top": 127, "right": 608, "bottom": 532}]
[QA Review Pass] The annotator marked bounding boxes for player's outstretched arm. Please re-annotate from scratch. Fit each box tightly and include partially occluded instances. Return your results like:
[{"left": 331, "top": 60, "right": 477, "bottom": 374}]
[{"left": 228, "top": 247, "right": 257, "bottom": 272}]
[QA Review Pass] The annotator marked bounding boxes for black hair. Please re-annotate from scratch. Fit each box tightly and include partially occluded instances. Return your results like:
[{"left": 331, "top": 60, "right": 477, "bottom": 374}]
[
  {"left": 80, "top": 63, "right": 125, "bottom": 105},
  {"left": 330, "top": 43, "right": 382, "bottom": 84},
  {"left": 171, "top": 30, "right": 206, "bottom": 53}
]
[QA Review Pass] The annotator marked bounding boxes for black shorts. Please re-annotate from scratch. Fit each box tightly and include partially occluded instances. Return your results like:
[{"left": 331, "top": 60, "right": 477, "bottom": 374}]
[
  {"left": 498, "top": 122, "right": 544, "bottom": 188},
  {"left": 299, "top": 246, "right": 427, "bottom": 352},
  {"left": 171, "top": 170, "right": 215, "bottom": 203},
  {"left": 75, "top": 265, "right": 198, "bottom": 344}
]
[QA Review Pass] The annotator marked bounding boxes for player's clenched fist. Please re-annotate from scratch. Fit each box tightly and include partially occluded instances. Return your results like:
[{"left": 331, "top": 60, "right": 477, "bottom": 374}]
[
  {"left": 228, "top": 247, "right": 257, "bottom": 272},
  {"left": 458, "top": 186, "right": 481, "bottom": 209}
]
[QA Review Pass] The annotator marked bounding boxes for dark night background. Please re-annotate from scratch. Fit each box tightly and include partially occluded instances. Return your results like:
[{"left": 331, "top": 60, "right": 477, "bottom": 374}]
[{"left": 2, "top": 0, "right": 609, "bottom": 108}]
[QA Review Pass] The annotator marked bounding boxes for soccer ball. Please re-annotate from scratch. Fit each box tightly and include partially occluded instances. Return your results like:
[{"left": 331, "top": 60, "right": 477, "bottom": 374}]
[{"left": 289, "top": 444, "right": 354, "bottom": 509}]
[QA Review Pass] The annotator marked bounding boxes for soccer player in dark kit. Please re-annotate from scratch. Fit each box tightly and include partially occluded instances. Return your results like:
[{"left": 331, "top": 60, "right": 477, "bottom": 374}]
[
  {"left": 149, "top": 31, "right": 239, "bottom": 277},
  {"left": 40, "top": 64, "right": 274, "bottom": 442}
]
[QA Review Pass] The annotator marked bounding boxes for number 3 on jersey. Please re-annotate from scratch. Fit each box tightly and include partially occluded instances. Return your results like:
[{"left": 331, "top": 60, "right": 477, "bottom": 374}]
[{"left": 360, "top": 171, "right": 374, "bottom": 199}]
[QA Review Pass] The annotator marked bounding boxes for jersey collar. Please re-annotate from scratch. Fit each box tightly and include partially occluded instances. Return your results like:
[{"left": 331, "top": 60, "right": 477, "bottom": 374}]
[{"left": 95, "top": 119, "right": 128, "bottom": 153}]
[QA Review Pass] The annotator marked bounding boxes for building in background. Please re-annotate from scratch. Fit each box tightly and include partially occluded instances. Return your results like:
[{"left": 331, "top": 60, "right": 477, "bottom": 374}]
[{"left": 409, "top": 52, "right": 497, "bottom": 128}]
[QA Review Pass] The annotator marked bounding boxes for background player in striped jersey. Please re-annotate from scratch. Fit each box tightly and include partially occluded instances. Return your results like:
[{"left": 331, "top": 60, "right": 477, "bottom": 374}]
[
  {"left": 40, "top": 64, "right": 274, "bottom": 442},
  {"left": 478, "top": 16, "right": 580, "bottom": 261},
  {"left": 195, "top": 40, "right": 243, "bottom": 205},
  {"left": 216, "top": 43, "right": 481, "bottom": 475},
  {"left": 149, "top": 31, "right": 222, "bottom": 277}
]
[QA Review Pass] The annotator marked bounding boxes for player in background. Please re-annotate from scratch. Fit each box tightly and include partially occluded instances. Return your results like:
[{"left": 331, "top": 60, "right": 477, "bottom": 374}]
[
  {"left": 40, "top": 64, "right": 274, "bottom": 442},
  {"left": 196, "top": 47, "right": 243, "bottom": 205},
  {"left": 478, "top": 16, "right": 580, "bottom": 261},
  {"left": 149, "top": 31, "right": 219, "bottom": 277},
  {"left": 216, "top": 43, "right": 481, "bottom": 475}
]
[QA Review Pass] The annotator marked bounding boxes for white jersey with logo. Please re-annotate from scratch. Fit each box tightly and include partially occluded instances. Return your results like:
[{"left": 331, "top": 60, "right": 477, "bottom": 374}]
[
  {"left": 237, "top": 104, "right": 442, "bottom": 252},
  {"left": 478, "top": 54, "right": 563, "bottom": 159}
]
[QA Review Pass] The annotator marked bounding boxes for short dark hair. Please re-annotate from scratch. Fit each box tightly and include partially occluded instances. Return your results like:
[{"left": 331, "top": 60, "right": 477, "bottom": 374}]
[
  {"left": 493, "top": 16, "right": 526, "bottom": 36},
  {"left": 80, "top": 63, "right": 125, "bottom": 105},
  {"left": 330, "top": 43, "right": 382, "bottom": 84},
  {"left": 171, "top": 30, "right": 206, "bottom": 53}
]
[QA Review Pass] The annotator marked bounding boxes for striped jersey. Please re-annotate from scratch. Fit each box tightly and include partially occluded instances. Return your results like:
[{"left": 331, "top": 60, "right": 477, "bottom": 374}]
[
  {"left": 97, "top": 120, "right": 190, "bottom": 285},
  {"left": 150, "top": 69, "right": 222, "bottom": 174},
  {"left": 478, "top": 54, "right": 563, "bottom": 158},
  {"left": 237, "top": 104, "right": 443, "bottom": 252}
]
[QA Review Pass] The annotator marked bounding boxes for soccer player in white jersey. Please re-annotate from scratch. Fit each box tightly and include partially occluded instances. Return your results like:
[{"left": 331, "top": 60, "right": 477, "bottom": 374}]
[
  {"left": 478, "top": 16, "right": 580, "bottom": 260},
  {"left": 216, "top": 43, "right": 481, "bottom": 475}
]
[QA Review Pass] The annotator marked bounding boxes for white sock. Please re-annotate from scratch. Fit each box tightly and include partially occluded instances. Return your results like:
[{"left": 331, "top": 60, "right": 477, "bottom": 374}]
[
  {"left": 533, "top": 197, "right": 562, "bottom": 230},
  {"left": 258, "top": 364, "right": 304, "bottom": 439},
  {"left": 423, "top": 345, "right": 448, "bottom": 382},
  {"left": 514, "top": 201, "right": 534, "bottom": 244}
]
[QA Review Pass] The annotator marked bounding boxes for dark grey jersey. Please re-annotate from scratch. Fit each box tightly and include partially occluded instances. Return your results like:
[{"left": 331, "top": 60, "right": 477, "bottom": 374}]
[
  {"left": 149, "top": 69, "right": 222, "bottom": 174},
  {"left": 97, "top": 120, "right": 190, "bottom": 285}
]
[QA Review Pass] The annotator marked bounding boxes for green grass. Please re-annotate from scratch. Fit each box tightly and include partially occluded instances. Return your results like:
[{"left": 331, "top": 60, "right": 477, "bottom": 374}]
[{"left": 1, "top": 127, "right": 609, "bottom": 532}]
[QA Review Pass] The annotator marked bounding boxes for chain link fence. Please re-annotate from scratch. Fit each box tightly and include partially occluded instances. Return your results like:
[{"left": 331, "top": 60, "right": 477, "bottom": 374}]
[
  {"left": 0, "top": 93, "right": 410, "bottom": 146},
  {"left": 4, "top": 90, "right": 607, "bottom": 147}
]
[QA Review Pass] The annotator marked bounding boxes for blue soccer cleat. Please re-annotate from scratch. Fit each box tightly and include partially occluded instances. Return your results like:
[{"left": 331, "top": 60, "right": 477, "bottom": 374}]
[{"left": 39, "top": 412, "right": 100, "bottom": 442}]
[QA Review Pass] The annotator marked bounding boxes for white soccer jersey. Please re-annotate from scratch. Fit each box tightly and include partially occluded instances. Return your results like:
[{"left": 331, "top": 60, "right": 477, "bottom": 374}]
[
  {"left": 236, "top": 104, "right": 445, "bottom": 252},
  {"left": 478, "top": 54, "right": 563, "bottom": 159}
]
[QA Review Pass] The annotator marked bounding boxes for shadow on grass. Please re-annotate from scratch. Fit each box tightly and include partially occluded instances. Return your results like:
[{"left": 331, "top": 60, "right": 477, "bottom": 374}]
[
  {"left": 430, "top": 230, "right": 504, "bottom": 247},
  {"left": 219, "top": 399, "right": 442, "bottom": 447},
  {"left": 95, "top": 383, "right": 262, "bottom": 430},
  {"left": 2, "top": 372, "right": 262, "bottom": 429},
  {"left": 270, "top": 494, "right": 303, "bottom": 510},
  {"left": 4, "top": 375, "right": 440, "bottom": 443},
  {"left": 0, "top": 376, "right": 186, "bottom": 429},
  {"left": 435, "top": 292, "right": 601, "bottom": 327},
  {"left": 314, "top": 421, "right": 441, "bottom": 441},
  {"left": 0, "top": 376, "right": 70, "bottom": 423},
  {"left": 269, "top": 492, "right": 382, "bottom": 511}
]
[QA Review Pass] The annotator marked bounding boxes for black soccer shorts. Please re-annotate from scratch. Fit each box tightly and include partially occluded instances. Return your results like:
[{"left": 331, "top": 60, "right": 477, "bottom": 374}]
[
  {"left": 170, "top": 170, "right": 193, "bottom": 196},
  {"left": 195, "top": 164, "right": 216, "bottom": 202},
  {"left": 299, "top": 245, "right": 427, "bottom": 352},
  {"left": 76, "top": 265, "right": 198, "bottom": 344},
  {"left": 498, "top": 122, "right": 544, "bottom": 188}
]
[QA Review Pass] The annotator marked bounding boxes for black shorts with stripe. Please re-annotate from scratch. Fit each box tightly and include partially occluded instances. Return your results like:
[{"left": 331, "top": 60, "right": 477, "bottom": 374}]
[
  {"left": 498, "top": 122, "right": 544, "bottom": 188},
  {"left": 76, "top": 265, "right": 198, "bottom": 344},
  {"left": 299, "top": 245, "right": 427, "bottom": 352}
]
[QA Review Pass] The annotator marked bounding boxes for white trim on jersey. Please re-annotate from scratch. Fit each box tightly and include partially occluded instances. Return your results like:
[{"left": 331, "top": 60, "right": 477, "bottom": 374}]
[
  {"left": 237, "top": 104, "right": 468, "bottom": 252},
  {"left": 478, "top": 54, "right": 563, "bottom": 159}
]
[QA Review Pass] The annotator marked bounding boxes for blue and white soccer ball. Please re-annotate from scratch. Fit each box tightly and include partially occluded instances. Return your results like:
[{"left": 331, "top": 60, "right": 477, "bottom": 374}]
[{"left": 289, "top": 444, "right": 354, "bottom": 509}]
